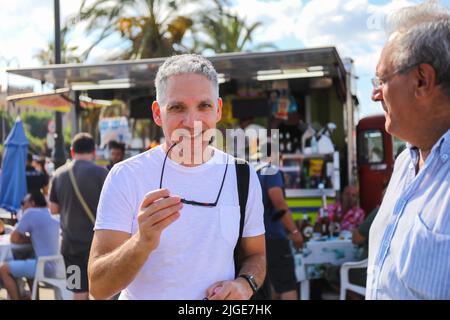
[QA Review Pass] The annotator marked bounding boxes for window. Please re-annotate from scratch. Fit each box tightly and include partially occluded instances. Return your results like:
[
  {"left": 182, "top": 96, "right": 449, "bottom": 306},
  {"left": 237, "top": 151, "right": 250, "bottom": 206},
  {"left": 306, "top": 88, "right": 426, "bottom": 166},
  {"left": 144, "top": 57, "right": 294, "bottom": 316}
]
[{"left": 358, "top": 130, "right": 384, "bottom": 164}]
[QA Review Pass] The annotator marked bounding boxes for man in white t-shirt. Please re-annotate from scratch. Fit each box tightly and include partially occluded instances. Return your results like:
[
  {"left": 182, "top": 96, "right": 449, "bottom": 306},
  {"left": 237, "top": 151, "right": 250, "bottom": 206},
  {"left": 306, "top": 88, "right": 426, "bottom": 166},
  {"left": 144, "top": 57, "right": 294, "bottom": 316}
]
[{"left": 88, "top": 54, "right": 266, "bottom": 300}]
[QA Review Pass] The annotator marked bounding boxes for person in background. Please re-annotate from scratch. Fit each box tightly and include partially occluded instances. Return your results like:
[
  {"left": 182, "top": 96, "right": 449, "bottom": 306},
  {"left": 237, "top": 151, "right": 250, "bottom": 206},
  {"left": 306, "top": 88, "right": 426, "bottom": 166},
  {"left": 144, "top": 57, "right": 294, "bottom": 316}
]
[
  {"left": 0, "top": 190, "right": 59, "bottom": 300},
  {"left": 106, "top": 140, "right": 126, "bottom": 171},
  {"left": 323, "top": 204, "right": 379, "bottom": 299},
  {"left": 324, "top": 185, "right": 387, "bottom": 298},
  {"left": 348, "top": 203, "right": 379, "bottom": 284},
  {"left": 25, "top": 152, "right": 48, "bottom": 194},
  {"left": 32, "top": 155, "right": 50, "bottom": 196},
  {"left": 256, "top": 145, "right": 303, "bottom": 300},
  {"left": 49, "top": 133, "right": 108, "bottom": 300},
  {"left": 326, "top": 186, "right": 365, "bottom": 231}
]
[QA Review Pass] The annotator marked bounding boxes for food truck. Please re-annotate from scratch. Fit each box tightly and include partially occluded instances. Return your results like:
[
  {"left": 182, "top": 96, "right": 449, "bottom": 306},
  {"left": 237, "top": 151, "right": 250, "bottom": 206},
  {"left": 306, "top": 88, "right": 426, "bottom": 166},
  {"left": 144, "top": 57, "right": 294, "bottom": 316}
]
[{"left": 6, "top": 47, "right": 392, "bottom": 221}]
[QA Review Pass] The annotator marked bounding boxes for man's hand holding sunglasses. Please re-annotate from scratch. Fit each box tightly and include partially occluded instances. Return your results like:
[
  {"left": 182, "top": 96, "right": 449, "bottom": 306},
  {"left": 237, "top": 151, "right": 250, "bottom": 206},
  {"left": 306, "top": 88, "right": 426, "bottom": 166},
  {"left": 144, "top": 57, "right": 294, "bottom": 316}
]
[{"left": 136, "top": 188, "right": 183, "bottom": 251}]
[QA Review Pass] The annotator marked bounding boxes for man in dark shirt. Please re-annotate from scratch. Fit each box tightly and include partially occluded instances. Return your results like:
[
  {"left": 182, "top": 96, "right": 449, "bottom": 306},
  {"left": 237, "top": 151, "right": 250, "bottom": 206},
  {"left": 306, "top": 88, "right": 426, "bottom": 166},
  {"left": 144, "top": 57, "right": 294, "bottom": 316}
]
[
  {"left": 257, "top": 161, "right": 303, "bottom": 300},
  {"left": 25, "top": 153, "right": 48, "bottom": 193},
  {"left": 49, "top": 133, "right": 107, "bottom": 300}
]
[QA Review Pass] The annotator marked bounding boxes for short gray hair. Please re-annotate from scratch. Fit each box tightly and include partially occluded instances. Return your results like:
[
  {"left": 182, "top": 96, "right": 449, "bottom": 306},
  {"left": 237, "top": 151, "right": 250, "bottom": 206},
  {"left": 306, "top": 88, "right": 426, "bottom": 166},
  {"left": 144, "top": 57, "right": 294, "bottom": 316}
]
[
  {"left": 155, "top": 54, "right": 219, "bottom": 105},
  {"left": 386, "top": 0, "right": 450, "bottom": 98}
]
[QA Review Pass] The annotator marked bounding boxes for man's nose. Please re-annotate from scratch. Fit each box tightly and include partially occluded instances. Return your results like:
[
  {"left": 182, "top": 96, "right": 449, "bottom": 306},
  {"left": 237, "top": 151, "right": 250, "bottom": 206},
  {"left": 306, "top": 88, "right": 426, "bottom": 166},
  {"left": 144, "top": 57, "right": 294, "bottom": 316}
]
[
  {"left": 182, "top": 110, "right": 198, "bottom": 128},
  {"left": 371, "top": 87, "right": 383, "bottom": 102}
]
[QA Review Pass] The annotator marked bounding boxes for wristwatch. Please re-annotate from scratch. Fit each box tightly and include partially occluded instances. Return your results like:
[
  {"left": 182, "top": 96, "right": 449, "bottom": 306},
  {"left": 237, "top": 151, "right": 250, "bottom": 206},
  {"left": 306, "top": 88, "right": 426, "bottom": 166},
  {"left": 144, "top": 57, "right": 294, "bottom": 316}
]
[{"left": 238, "top": 274, "right": 258, "bottom": 294}]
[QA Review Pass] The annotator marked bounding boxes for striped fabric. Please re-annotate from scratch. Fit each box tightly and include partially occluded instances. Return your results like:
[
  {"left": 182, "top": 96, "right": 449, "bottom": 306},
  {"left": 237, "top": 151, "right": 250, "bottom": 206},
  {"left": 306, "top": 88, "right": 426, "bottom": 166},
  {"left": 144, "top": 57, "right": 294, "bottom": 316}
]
[{"left": 367, "top": 129, "right": 450, "bottom": 300}]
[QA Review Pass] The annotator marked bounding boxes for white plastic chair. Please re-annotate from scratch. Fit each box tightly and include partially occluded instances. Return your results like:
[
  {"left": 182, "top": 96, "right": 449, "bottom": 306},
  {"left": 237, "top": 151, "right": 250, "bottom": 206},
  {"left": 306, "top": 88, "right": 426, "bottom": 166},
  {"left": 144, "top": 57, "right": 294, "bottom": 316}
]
[
  {"left": 31, "top": 255, "right": 72, "bottom": 300},
  {"left": 340, "top": 258, "right": 368, "bottom": 300}
]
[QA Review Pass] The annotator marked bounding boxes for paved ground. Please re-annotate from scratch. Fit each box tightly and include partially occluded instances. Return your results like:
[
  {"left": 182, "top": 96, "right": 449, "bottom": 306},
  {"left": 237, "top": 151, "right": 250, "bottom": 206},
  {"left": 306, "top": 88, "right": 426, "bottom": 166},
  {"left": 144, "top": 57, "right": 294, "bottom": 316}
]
[{"left": 0, "top": 283, "right": 55, "bottom": 300}]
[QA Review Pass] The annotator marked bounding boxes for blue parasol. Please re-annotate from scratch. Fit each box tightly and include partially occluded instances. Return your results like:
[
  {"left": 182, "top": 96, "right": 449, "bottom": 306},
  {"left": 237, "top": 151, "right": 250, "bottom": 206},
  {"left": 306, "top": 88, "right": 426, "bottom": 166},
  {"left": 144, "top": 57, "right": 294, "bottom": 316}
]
[{"left": 0, "top": 117, "right": 29, "bottom": 215}]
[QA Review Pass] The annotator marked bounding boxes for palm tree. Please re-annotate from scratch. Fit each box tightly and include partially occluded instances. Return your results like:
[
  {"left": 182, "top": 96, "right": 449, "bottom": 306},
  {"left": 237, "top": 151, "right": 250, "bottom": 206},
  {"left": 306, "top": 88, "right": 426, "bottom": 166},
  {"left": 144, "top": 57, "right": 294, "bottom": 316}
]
[
  {"left": 70, "top": 0, "right": 197, "bottom": 60},
  {"left": 34, "top": 27, "right": 81, "bottom": 65},
  {"left": 198, "top": 1, "right": 276, "bottom": 53}
]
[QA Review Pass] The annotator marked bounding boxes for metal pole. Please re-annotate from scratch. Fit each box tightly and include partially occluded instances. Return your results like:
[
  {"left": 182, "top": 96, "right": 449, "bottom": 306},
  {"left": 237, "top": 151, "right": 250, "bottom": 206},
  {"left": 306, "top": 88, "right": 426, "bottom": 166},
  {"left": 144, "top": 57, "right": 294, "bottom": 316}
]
[
  {"left": 345, "top": 71, "right": 356, "bottom": 186},
  {"left": 71, "top": 91, "right": 80, "bottom": 137},
  {"left": 52, "top": 0, "right": 66, "bottom": 168},
  {"left": 2, "top": 74, "right": 6, "bottom": 144},
  {"left": 2, "top": 57, "right": 20, "bottom": 144}
]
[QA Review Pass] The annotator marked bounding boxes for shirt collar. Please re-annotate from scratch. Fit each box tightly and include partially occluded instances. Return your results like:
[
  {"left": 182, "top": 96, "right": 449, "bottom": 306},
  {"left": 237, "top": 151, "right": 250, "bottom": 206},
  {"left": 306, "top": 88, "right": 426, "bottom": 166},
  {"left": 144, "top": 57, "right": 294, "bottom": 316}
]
[
  {"left": 406, "top": 128, "right": 450, "bottom": 163},
  {"left": 439, "top": 128, "right": 450, "bottom": 159}
]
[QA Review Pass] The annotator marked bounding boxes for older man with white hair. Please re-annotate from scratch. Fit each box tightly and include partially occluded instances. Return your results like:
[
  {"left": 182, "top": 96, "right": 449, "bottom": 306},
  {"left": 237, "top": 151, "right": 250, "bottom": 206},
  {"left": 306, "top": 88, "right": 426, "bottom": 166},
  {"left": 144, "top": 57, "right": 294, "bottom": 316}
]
[{"left": 368, "top": 0, "right": 450, "bottom": 300}]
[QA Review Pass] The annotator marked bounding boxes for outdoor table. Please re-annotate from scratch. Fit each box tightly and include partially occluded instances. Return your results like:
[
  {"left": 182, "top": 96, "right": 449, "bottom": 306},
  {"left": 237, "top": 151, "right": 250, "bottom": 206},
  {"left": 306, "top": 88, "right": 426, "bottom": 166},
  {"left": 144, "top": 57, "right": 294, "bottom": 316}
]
[
  {"left": 293, "top": 234, "right": 360, "bottom": 300},
  {"left": 0, "top": 208, "right": 13, "bottom": 220}
]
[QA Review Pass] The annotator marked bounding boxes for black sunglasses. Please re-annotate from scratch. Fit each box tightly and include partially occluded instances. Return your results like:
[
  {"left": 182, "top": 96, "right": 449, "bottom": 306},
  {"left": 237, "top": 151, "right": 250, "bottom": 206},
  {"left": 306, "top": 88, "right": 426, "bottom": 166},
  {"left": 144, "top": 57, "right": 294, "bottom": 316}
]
[{"left": 159, "top": 142, "right": 228, "bottom": 207}]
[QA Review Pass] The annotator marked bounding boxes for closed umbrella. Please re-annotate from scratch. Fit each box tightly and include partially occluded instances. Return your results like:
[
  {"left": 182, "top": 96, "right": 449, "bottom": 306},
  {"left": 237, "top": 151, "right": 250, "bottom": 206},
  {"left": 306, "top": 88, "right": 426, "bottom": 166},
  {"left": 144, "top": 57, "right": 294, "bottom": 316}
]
[{"left": 0, "top": 117, "right": 29, "bottom": 217}]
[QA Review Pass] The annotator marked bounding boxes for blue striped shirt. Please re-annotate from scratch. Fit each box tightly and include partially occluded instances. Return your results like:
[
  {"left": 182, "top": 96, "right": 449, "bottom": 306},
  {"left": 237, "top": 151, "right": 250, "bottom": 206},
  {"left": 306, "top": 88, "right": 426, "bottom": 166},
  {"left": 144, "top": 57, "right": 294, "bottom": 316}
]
[{"left": 367, "top": 128, "right": 450, "bottom": 300}]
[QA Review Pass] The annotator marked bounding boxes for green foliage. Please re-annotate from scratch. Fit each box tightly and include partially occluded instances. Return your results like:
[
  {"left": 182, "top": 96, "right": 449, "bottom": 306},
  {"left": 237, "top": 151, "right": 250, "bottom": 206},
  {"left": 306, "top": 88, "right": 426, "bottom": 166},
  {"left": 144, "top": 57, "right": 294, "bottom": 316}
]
[
  {"left": 70, "top": 0, "right": 197, "bottom": 60},
  {"left": 64, "top": 122, "right": 72, "bottom": 153},
  {"left": 24, "top": 131, "right": 46, "bottom": 154},
  {"left": 0, "top": 110, "right": 14, "bottom": 142},
  {"left": 21, "top": 111, "right": 52, "bottom": 139},
  {"left": 196, "top": 1, "right": 276, "bottom": 53},
  {"left": 34, "top": 27, "right": 82, "bottom": 65},
  {"left": 68, "top": 0, "right": 272, "bottom": 60}
]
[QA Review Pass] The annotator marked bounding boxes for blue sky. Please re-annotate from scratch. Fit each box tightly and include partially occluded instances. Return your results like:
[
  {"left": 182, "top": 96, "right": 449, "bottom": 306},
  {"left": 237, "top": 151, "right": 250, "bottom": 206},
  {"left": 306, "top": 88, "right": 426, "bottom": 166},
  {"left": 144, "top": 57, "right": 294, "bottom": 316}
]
[{"left": 1, "top": 0, "right": 450, "bottom": 119}]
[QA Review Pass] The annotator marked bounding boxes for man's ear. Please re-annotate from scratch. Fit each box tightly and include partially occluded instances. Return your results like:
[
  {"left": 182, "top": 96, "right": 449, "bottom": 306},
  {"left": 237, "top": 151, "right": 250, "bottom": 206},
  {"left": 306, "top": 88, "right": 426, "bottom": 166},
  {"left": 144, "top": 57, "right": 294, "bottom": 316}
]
[
  {"left": 70, "top": 148, "right": 74, "bottom": 158},
  {"left": 152, "top": 101, "right": 162, "bottom": 127},
  {"left": 415, "top": 63, "right": 436, "bottom": 99},
  {"left": 216, "top": 97, "right": 223, "bottom": 122}
]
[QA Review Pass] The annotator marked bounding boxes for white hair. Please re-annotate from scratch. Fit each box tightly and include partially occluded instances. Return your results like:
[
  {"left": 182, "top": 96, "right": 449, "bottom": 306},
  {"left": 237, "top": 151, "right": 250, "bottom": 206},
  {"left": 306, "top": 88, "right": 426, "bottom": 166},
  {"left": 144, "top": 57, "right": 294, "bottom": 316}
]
[
  {"left": 386, "top": 0, "right": 450, "bottom": 97},
  {"left": 154, "top": 54, "right": 219, "bottom": 105}
]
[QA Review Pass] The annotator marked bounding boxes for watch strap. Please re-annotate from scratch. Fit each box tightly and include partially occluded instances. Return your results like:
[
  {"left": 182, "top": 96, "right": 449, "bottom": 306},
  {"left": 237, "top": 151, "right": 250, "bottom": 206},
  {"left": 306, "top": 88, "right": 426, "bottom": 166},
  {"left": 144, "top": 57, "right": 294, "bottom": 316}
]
[{"left": 238, "top": 274, "right": 258, "bottom": 293}]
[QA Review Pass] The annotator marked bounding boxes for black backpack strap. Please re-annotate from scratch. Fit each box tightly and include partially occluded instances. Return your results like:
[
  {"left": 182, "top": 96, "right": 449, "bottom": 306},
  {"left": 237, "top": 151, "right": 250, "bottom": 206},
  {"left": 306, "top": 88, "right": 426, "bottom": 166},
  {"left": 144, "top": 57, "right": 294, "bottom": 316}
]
[
  {"left": 234, "top": 158, "right": 250, "bottom": 277},
  {"left": 234, "top": 159, "right": 272, "bottom": 300}
]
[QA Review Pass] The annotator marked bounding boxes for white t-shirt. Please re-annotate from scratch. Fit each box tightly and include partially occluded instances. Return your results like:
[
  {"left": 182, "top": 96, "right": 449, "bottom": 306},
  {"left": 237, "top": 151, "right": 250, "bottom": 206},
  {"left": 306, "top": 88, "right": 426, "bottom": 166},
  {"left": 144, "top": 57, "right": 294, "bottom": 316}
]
[{"left": 95, "top": 145, "right": 265, "bottom": 300}]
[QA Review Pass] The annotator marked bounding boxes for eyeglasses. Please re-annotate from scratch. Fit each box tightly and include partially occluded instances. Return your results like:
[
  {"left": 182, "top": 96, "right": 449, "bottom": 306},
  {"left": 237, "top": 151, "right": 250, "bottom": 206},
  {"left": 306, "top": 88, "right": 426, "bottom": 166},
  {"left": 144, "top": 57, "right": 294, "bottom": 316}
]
[
  {"left": 159, "top": 142, "right": 228, "bottom": 207},
  {"left": 371, "top": 63, "right": 420, "bottom": 90}
]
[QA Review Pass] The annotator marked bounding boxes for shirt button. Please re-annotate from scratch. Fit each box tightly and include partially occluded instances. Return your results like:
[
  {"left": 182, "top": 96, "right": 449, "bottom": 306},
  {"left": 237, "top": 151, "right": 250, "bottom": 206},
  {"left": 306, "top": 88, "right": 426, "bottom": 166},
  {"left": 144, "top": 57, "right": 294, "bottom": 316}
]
[
  {"left": 442, "top": 154, "right": 449, "bottom": 161},
  {"left": 408, "top": 163, "right": 414, "bottom": 169}
]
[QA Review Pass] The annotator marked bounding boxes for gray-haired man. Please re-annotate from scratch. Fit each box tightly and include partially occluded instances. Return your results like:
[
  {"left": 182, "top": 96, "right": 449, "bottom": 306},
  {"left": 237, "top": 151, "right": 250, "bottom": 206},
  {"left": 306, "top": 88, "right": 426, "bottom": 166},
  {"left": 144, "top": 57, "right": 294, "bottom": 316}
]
[
  {"left": 89, "top": 54, "right": 266, "bottom": 300},
  {"left": 368, "top": 1, "right": 450, "bottom": 299}
]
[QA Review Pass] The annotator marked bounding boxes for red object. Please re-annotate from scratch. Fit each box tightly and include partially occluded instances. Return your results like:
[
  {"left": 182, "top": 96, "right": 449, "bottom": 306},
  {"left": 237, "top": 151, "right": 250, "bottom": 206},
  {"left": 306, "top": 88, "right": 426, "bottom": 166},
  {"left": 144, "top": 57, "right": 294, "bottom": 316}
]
[{"left": 357, "top": 115, "right": 394, "bottom": 215}]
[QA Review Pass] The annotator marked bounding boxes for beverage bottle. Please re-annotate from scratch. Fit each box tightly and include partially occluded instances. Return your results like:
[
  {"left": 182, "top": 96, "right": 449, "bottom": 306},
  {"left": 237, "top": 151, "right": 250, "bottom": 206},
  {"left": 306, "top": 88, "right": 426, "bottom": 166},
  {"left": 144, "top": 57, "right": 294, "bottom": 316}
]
[
  {"left": 313, "top": 211, "right": 322, "bottom": 235},
  {"left": 301, "top": 164, "right": 311, "bottom": 189},
  {"left": 300, "top": 213, "right": 313, "bottom": 241},
  {"left": 328, "top": 211, "right": 340, "bottom": 238},
  {"left": 319, "top": 207, "right": 330, "bottom": 237},
  {"left": 333, "top": 205, "right": 342, "bottom": 237}
]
